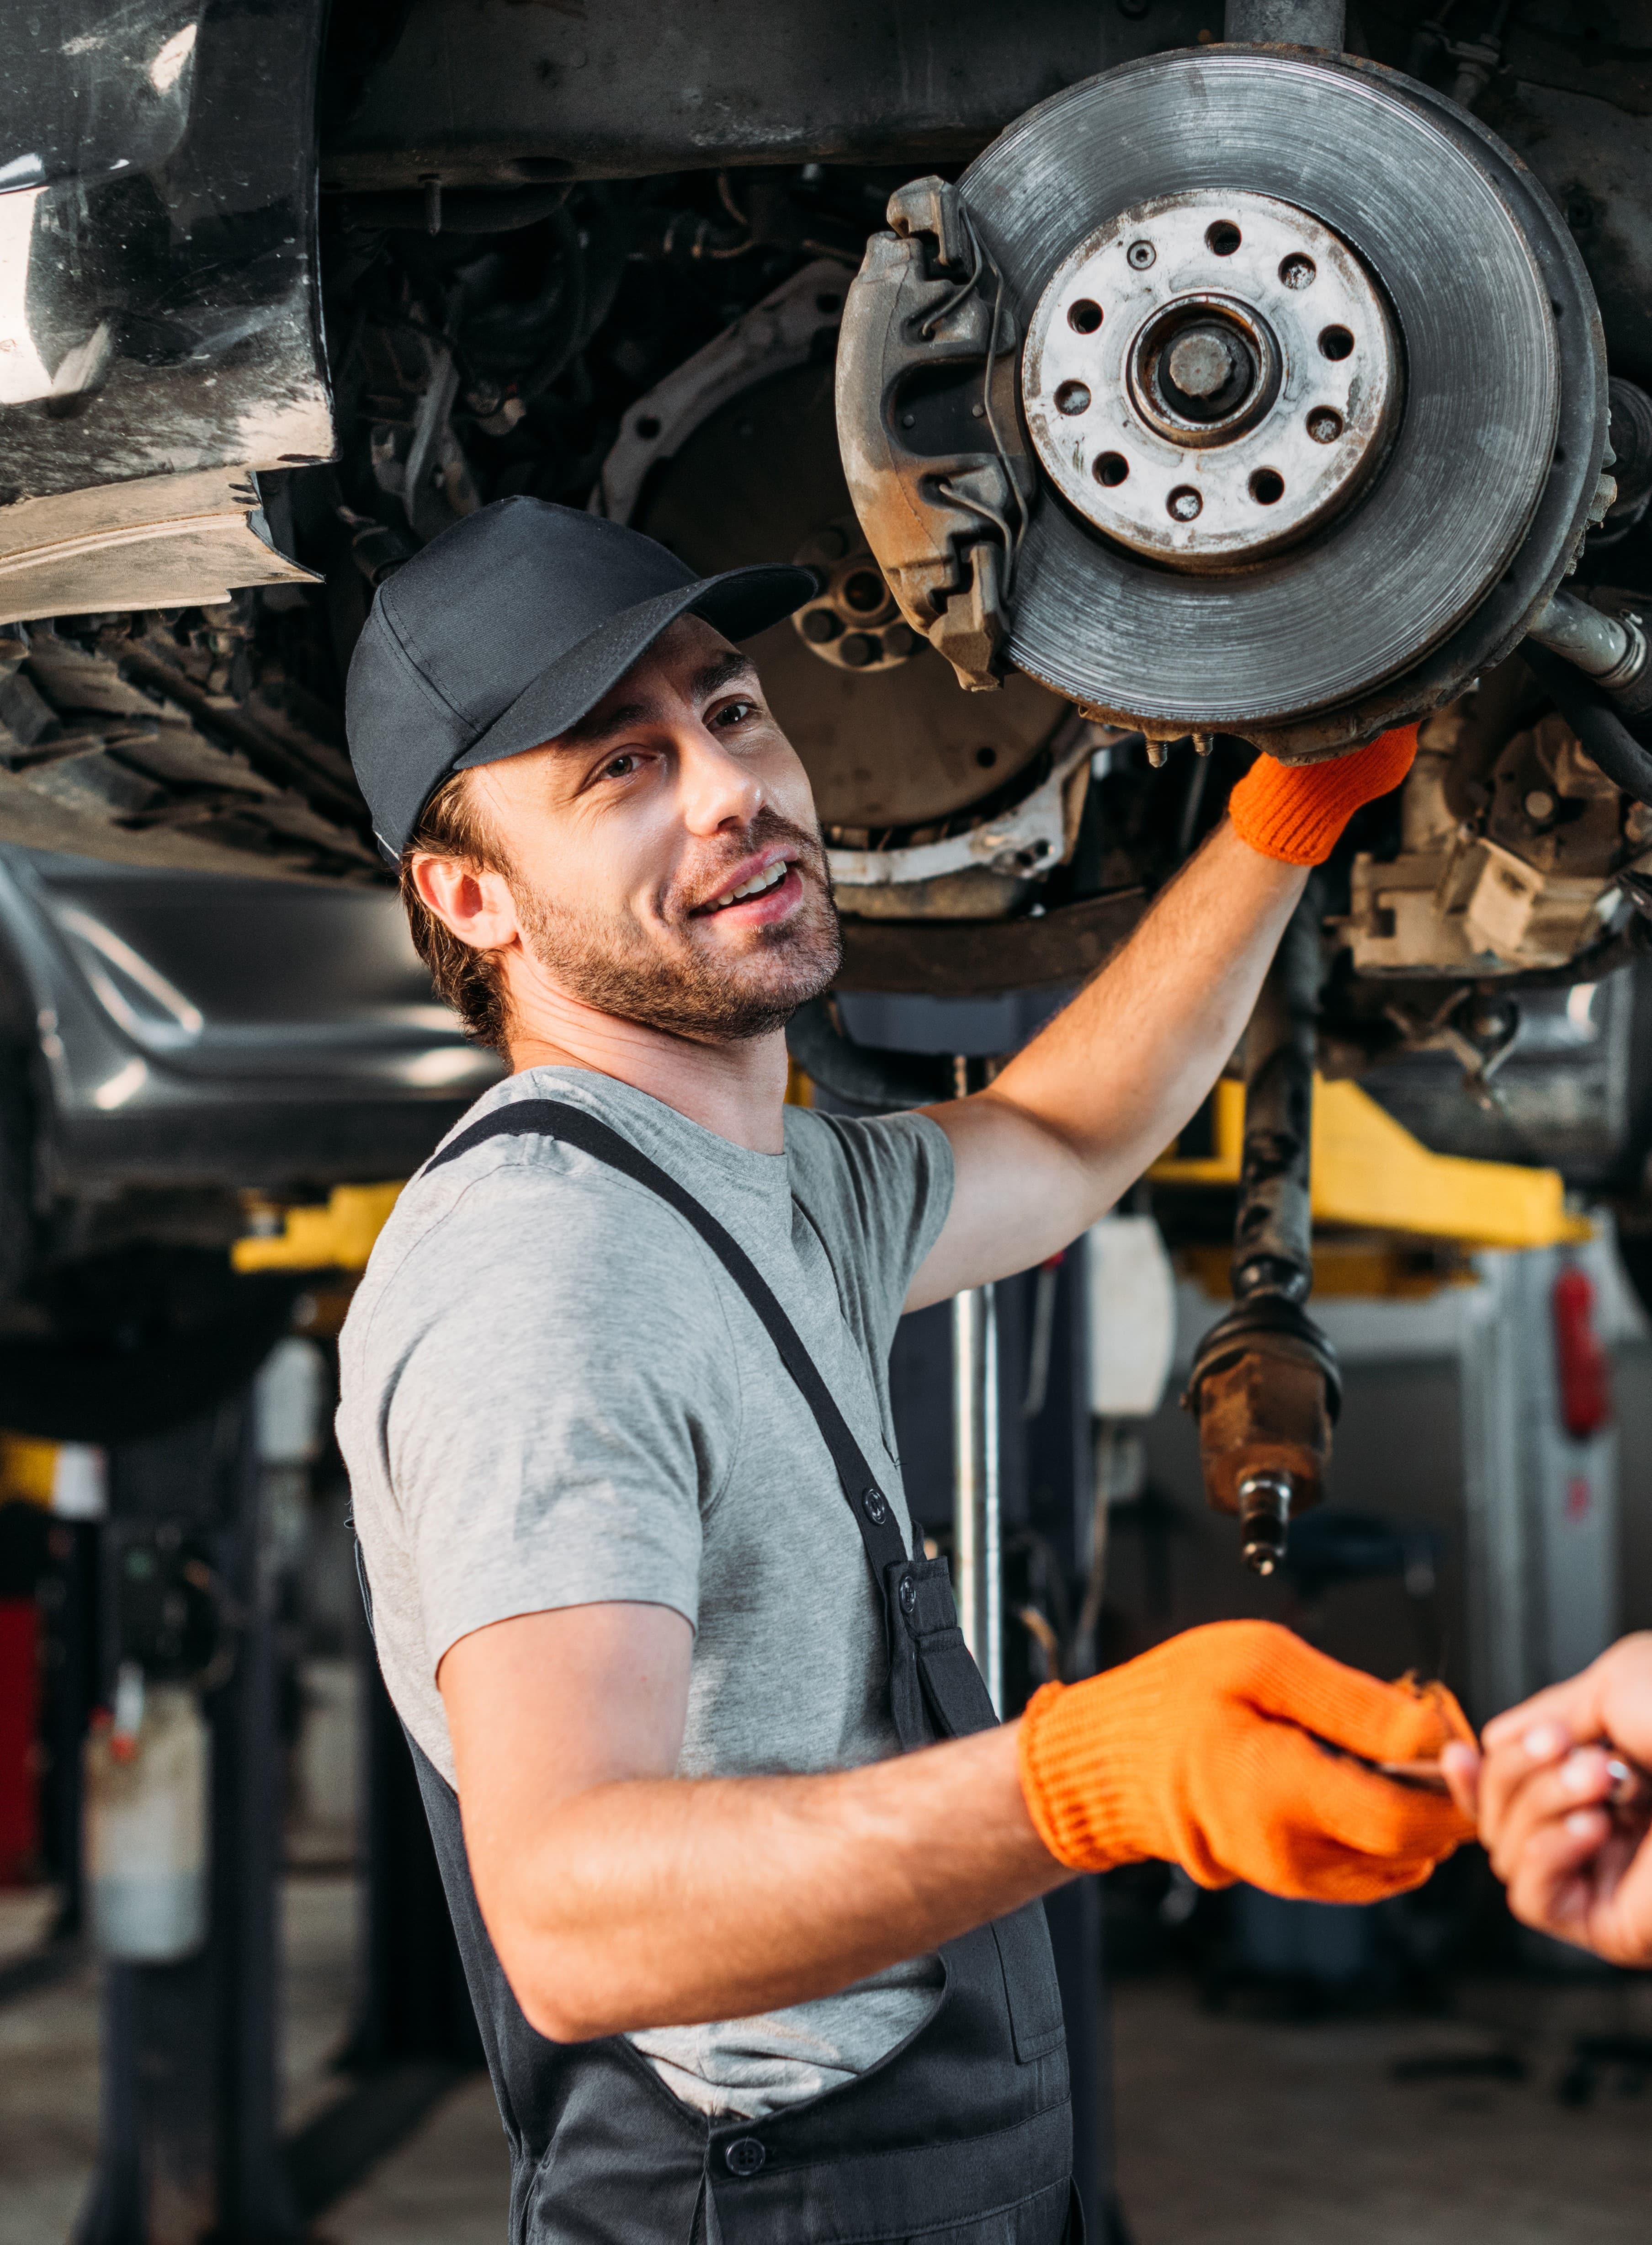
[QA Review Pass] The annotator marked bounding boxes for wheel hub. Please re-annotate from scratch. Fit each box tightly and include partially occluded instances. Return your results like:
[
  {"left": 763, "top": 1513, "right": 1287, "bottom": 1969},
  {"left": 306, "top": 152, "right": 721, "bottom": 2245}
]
[
  {"left": 837, "top": 49, "right": 1608, "bottom": 755},
  {"left": 1023, "top": 190, "right": 1401, "bottom": 570}
]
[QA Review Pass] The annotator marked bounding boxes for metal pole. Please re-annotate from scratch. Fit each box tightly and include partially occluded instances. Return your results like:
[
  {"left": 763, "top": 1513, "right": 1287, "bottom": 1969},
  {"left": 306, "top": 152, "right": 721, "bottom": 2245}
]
[
  {"left": 951, "top": 1290, "right": 979, "bottom": 1661},
  {"left": 982, "top": 1282, "right": 1001, "bottom": 1713},
  {"left": 1231, "top": 896, "right": 1320, "bottom": 1313},
  {"left": 76, "top": 1397, "right": 301, "bottom": 2245},
  {"left": 951, "top": 1053, "right": 1002, "bottom": 1712},
  {"left": 952, "top": 1282, "right": 1002, "bottom": 1709}
]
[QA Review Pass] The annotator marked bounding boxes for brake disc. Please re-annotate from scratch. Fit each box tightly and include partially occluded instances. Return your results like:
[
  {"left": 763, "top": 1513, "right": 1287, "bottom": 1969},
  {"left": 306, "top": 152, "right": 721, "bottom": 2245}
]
[{"left": 838, "top": 49, "right": 1609, "bottom": 757}]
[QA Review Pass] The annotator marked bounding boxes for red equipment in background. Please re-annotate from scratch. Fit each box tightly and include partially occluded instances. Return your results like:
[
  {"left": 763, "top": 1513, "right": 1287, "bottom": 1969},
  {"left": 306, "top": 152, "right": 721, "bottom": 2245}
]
[
  {"left": 0, "top": 1594, "right": 40, "bottom": 1883},
  {"left": 1551, "top": 1264, "right": 1612, "bottom": 1442}
]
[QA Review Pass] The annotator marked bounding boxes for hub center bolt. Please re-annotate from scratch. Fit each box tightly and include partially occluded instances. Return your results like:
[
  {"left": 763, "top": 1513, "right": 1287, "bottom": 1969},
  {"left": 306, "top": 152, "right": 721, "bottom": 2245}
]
[
  {"left": 1167, "top": 330, "right": 1239, "bottom": 400},
  {"left": 1158, "top": 319, "right": 1259, "bottom": 424}
]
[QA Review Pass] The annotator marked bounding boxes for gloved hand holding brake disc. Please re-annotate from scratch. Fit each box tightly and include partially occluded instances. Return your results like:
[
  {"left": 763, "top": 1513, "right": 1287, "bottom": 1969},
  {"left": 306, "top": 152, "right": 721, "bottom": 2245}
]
[
  {"left": 1017, "top": 1618, "right": 1474, "bottom": 1904},
  {"left": 1227, "top": 724, "right": 1419, "bottom": 868}
]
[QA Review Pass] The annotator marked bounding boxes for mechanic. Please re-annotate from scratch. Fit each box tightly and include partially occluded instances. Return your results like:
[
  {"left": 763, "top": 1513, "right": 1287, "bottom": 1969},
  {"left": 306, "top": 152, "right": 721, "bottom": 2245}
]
[
  {"left": 338, "top": 496, "right": 1472, "bottom": 2245},
  {"left": 1445, "top": 1635, "right": 1652, "bottom": 1970}
]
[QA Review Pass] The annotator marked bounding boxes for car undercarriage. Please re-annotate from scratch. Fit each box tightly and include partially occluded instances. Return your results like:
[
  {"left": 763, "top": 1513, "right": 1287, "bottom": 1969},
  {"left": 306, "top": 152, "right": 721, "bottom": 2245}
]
[{"left": 5, "top": 0, "right": 1652, "bottom": 1440}]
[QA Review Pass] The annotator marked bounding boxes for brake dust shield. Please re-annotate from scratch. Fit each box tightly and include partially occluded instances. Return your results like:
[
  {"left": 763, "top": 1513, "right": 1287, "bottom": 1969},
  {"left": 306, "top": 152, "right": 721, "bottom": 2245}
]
[{"left": 836, "top": 48, "right": 1608, "bottom": 757}]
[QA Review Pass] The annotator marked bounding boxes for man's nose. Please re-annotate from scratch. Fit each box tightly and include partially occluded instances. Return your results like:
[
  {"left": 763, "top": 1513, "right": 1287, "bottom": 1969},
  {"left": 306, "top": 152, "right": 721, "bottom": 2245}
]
[{"left": 675, "top": 723, "right": 763, "bottom": 834}]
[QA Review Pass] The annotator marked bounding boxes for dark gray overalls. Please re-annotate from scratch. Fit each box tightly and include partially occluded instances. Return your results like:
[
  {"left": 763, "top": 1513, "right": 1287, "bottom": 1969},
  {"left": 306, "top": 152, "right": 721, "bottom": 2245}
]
[{"left": 385, "top": 1100, "right": 1078, "bottom": 2245}]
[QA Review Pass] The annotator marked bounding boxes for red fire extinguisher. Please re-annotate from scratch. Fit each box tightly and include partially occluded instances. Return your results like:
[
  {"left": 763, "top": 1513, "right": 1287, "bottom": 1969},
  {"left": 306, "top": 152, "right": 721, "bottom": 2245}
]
[{"left": 1552, "top": 1265, "right": 1612, "bottom": 1442}]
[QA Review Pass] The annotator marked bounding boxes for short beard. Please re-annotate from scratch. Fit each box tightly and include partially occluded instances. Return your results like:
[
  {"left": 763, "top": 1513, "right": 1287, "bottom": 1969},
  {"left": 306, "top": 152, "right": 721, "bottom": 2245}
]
[{"left": 511, "top": 807, "right": 843, "bottom": 1043}]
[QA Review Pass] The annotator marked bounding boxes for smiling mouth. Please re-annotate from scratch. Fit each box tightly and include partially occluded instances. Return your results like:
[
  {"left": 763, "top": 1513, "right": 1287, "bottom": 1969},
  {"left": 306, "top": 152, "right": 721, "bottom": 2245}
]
[{"left": 696, "top": 858, "right": 794, "bottom": 913}]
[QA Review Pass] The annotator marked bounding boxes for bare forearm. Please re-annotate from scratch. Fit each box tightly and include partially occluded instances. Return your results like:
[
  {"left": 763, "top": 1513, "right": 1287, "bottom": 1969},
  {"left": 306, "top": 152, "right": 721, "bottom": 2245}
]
[
  {"left": 910, "top": 824, "right": 1304, "bottom": 1299},
  {"left": 989, "top": 821, "right": 1303, "bottom": 1193},
  {"left": 469, "top": 1721, "right": 1063, "bottom": 2042}
]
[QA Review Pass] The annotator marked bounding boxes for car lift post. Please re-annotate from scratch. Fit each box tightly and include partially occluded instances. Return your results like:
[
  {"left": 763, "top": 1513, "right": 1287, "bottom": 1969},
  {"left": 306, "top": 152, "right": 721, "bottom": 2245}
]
[
  {"left": 930, "top": 1049, "right": 1121, "bottom": 2239},
  {"left": 952, "top": 1275, "right": 1003, "bottom": 1712},
  {"left": 951, "top": 1057, "right": 1004, "bottom": 1711},
  {"left": 1018, "top": 1238, "right": 1123, "bottom": 2242},
  {"left": 76, "top": 1400, "right": 301, "bottom": 2245}
]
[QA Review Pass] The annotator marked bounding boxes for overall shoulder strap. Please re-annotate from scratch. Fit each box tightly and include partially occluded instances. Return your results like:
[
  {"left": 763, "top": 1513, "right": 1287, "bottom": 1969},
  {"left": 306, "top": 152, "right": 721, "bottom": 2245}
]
[{"left": 424, "top": 1098, "right": 916, "bottom": 1582}]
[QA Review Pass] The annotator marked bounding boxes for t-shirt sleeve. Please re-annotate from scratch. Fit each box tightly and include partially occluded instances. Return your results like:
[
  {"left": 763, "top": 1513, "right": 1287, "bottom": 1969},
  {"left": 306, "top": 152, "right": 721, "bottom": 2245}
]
[
  {"left": 786, "top": 1107, "right": 955, "bottom": 1363},
  {"left": 373, "top": 1173, "right": 741, "bottom": 1680}
]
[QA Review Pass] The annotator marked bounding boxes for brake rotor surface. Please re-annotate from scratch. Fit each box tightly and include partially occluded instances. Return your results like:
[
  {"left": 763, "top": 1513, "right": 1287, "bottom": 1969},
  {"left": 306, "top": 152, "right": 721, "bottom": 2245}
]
[
  {"left": 954, "top": 49, "right": 1604, "bottom": 741},
  {"left": 633, "top": 361, "right": 1071, "bottom": 830}
]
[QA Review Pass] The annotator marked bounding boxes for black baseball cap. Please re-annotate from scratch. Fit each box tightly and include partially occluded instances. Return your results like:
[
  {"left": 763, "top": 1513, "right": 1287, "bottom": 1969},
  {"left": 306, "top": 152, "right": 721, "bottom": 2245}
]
[{"left": 345, "top": 498, "right": 817, "bottom": 861}]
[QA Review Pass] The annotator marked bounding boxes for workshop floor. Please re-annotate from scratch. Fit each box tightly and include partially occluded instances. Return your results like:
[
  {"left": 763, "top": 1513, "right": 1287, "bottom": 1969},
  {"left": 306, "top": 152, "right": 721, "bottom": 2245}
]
[
  {"left": 3, "top": 1882, "right": 1651, "bottom": 2244},
  {"left": 1111, "top": 1973, "right": 1652, "bottom": 2245}
]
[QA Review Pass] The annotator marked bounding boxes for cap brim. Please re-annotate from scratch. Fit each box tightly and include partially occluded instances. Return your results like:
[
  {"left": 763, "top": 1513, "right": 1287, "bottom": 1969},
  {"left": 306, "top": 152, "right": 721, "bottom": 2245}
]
[{"left": 452, "top": 562, "right": 818, "bottom": 777}]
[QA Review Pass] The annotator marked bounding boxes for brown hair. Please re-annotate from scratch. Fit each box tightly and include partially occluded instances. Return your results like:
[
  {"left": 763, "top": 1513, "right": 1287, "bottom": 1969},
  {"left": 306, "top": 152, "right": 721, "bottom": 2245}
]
[{"left": 399, "top": 769, "right": 513, "bottom": 1051}]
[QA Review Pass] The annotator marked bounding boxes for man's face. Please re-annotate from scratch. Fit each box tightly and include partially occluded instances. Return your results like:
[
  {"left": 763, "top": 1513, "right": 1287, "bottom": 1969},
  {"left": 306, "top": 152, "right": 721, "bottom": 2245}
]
[{"left": 453, "top": 615, "right": 840, "bottom": 1042}]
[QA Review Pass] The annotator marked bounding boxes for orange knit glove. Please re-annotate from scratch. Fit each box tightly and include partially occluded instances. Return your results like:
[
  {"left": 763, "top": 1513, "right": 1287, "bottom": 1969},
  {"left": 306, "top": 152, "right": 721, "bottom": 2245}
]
[
  {"left": 1228, "top": 724, "right": 1418, "bottom": 865},
  {"left": 1018, "top": 1620, "right": 1473, "bottom": 1904}
]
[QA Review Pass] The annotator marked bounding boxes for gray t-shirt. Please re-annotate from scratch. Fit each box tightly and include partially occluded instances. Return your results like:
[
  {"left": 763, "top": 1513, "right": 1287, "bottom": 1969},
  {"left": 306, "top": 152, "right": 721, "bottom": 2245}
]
[{"left": 337, "top": 1065, "right": 955, "bottom": 2121}]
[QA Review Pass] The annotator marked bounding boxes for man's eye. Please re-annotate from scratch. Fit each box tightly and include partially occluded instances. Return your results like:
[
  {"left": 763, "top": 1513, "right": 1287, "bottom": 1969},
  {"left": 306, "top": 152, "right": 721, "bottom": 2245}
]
[
  {"left": 717, "top": 699, "right": 756, "bottom": 727},
  {"left": 603, "top": 753, "right": 641, "bottom": 779}
]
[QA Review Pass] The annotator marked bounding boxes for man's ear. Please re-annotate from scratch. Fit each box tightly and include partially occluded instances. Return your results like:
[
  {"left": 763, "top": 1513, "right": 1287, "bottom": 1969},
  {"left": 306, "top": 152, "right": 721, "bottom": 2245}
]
[{"left": 412, "top": 853, "right": 522, "bottom": 954}]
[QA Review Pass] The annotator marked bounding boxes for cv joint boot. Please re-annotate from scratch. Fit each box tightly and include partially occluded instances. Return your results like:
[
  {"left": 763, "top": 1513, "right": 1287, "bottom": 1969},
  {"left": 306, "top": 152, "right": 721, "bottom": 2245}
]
[{"left": 1182, "top": 1295, "right": 1342, "bottom": 1575}]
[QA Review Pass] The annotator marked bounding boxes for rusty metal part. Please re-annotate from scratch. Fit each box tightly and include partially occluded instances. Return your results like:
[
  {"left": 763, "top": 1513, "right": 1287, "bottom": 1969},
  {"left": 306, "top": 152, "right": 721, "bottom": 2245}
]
[
  {"left": 1339, "top": 682, "right": 1649, "bottom": 979},
  {"left": 1224, "top": 0, "right": 1345, "bottom": 43},
  {"left": 1184, "top": 894, "right": 1340, "bottom": 1571},
  {"left": 596, "top": 259, "right": 848, "bottom": 526},
  {"left": 835, "top": 886, "right": 1143, "bottom": 995},
  {"left": 835, "top": 179, "right": 1035, "bottom": 693},
  {"left": 1023, "top": 190, "right": 1400, "bottom": 570},
  {"left": 322, "top": 0, "right": 1214, "bottom": 192},
  {"left": 1185, "top": 1299, "right": 1340, "bottom": 1569}
]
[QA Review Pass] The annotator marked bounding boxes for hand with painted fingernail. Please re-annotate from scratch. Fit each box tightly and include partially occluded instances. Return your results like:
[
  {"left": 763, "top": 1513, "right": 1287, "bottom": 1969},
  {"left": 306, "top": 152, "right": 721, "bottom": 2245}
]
[{"left": 1442, "top": 1633, "right": 1652, "bottom": 1967}]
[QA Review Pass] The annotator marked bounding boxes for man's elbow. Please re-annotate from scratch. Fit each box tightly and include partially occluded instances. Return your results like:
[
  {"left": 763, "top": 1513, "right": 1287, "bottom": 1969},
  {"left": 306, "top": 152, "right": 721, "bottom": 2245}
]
[
  {"left": 515, "top": 1983, "right": 611, "bottom": 2045},
  {"left": 493, "top": 1923, "right": 627, "bottom": 2044}
]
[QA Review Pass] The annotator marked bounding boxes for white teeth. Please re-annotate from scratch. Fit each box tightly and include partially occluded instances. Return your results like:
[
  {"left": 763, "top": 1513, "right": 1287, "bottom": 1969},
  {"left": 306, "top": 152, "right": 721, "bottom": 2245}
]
[{"left": 712, "top": 861, "right": 787, "bottom": 908}]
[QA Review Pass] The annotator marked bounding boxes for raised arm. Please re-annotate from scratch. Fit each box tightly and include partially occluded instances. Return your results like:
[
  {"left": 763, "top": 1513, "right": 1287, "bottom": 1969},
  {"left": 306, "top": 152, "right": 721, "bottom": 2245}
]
[
  {"left": 906, "top": 727, "right": 1419, "bottom": 1309},
  {"left": 907, "top": 819, "right": 1302, "bottom": 1307}
]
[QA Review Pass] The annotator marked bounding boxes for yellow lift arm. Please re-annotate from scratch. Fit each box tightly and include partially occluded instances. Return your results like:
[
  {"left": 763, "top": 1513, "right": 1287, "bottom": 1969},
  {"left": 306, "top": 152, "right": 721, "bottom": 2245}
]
[
  {"left": 1150, "top": 1075, "right": 1589, "bottom": 1250},
  {"left": 234, "top": 1074, "right": 1584, "bottom": 1277}
]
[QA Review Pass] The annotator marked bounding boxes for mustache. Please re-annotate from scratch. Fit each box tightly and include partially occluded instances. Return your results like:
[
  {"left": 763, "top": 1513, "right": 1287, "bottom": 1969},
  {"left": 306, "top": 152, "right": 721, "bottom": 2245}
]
[{"left": 671, "top": 807, "right": 829, "bottom": 917}]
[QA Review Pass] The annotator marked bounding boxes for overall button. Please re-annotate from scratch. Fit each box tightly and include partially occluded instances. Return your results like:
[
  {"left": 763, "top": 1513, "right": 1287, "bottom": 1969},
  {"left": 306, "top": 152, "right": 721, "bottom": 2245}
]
[
  {"left": 724, "top": 2137, "right": 766, "bottom": 2177},
  {"left": 898, "top": 1573, "right": 917, "bottom": 1617},
  {"left": 861, "top": 1488, "right": 889, "bottom": 1526}
]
